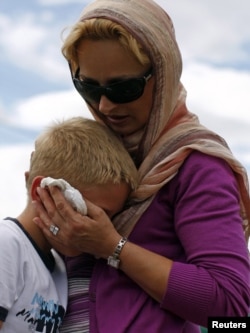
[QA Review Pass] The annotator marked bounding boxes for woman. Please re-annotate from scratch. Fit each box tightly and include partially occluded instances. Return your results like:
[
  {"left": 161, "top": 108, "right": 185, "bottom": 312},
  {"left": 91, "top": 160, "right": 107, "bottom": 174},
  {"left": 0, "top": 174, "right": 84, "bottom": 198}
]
[{"left": 33, "top": 0, "right": 250, "bottom": 332}]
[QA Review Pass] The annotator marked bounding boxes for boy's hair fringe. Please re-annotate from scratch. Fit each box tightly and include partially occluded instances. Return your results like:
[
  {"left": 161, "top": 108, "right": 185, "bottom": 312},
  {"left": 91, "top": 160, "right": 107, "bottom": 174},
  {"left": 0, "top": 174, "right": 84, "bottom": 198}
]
[{"left": 27, "top": 117, "right": 138, "bottom": 191}]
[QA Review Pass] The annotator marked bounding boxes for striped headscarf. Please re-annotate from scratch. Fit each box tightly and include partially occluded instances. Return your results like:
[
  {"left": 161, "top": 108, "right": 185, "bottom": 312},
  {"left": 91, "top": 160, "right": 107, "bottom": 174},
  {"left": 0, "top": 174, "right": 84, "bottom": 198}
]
[{"left": 78, "top": 0, "right": 250, "bottom": 241}]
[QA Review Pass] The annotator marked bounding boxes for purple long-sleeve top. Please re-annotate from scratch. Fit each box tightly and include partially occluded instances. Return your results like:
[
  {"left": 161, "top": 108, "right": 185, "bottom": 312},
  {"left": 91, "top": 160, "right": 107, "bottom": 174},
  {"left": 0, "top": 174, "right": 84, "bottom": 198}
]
[{"left": 66, "top": 151, "right": 250, "bottom": 332}]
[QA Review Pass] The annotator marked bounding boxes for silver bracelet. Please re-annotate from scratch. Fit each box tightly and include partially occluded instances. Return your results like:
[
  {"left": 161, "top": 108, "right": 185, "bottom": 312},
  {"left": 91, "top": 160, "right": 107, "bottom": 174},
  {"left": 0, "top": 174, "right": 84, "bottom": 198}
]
[{"left": 107, "top": 237, "right": 127, "bottom": 269}]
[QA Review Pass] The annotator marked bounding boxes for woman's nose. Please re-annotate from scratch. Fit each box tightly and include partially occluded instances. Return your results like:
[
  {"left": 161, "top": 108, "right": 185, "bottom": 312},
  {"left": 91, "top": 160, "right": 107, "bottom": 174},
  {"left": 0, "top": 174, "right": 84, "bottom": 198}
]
[{"left": 98, "top": 95, "right": 118, "bottom": 115}]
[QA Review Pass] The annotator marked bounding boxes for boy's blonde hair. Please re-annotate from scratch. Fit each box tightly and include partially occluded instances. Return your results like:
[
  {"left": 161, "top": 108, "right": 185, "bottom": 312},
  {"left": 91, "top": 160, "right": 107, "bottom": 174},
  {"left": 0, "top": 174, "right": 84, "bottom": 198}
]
[
  {"left": 62, "top": 18, "right": 150, "bottom": 74},
  {"left": 27, "top": 117, "right": 138, "bottom": 191}
]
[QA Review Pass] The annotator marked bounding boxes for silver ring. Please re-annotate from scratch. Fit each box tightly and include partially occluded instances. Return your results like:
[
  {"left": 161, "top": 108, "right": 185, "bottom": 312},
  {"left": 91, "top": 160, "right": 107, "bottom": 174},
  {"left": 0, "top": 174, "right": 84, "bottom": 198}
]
[{"left": 49, "top": 224, "right": 60, "bottom": 236}]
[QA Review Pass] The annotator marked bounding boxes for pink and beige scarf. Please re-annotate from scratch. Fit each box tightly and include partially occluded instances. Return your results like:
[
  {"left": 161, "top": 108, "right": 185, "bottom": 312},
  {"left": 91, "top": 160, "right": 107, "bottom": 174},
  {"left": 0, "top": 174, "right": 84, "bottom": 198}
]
[{"left": 78, "top": 0, "right": 250, "bottom": 241}]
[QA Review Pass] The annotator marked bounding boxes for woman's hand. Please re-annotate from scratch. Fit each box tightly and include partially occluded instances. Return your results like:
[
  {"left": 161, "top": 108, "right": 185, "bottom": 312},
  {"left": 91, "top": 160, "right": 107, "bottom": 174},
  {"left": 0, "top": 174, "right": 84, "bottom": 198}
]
[
  {"left": 33, "top": 186, "right": 121, "bottom": 258},
  {"left": 33, "top": 186, "right": 173, "bottom": 303}
]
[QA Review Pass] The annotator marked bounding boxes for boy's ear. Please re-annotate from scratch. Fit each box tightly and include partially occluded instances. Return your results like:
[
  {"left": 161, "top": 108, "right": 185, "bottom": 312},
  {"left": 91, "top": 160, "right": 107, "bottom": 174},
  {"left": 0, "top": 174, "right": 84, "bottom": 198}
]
[{"left": 30, "top": 176, "right": 44, "bottom": 201}]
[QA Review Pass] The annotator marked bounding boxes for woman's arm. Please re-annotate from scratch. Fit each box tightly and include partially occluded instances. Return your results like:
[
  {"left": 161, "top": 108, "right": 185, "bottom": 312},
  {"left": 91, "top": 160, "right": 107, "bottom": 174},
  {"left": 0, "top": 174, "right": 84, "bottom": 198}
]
[
  {"left": 161, "top": 152, "right": 250, "bottom": 323},
  {"left": 116, "top": 239, "right": 173, "bottom": 301}
]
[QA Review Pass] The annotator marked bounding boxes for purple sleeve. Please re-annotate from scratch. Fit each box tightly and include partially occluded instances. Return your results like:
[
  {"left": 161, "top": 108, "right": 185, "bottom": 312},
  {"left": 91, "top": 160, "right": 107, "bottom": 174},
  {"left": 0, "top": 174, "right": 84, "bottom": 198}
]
[{"left": 161, "top": 152, "right": 250, "bottom": 326}]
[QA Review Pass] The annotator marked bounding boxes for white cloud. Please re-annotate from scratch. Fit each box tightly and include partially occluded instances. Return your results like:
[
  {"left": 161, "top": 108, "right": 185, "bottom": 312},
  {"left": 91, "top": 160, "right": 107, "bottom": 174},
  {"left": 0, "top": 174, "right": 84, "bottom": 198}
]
[
  {"left": 0, "top": 12, "right": 67, "bottom": 82},
  {"left": 182, "top": 64, "right": 250, "bottom": 124},
  {"left": 158, "top": 0, "right": 250, "bottom": 65},
  {"left": 0, "top": 13, "right": 46, "bottom": 59},
  {"left": 8, "top": 90, "right": 93, "bottom": 130},
  {"left": 0, "top": 145, "right": 31, "bottom": 219}
]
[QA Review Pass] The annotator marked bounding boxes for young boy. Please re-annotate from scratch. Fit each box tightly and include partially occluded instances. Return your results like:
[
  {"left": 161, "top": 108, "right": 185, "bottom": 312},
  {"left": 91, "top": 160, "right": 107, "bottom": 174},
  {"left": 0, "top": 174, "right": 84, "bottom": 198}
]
[{"left": 0, "top": 117, "right": 138, "bottom": 332}]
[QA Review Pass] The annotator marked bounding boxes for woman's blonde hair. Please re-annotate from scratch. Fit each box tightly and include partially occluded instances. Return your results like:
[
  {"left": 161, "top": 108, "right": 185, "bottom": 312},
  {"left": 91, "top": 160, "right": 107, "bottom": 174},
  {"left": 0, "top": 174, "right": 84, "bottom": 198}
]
[
  {"left": 62, "top": 18, "right": 150, "bottom": 74},
  {"left": 27, "top": 117, "right": 138, "bottom": 191}
]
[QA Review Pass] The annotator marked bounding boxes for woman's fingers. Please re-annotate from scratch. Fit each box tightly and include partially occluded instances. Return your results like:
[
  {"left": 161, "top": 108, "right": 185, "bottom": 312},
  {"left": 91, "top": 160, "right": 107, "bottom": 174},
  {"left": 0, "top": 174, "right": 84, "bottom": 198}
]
[
  {"left": 84, "top": 198, "right": 108, "bottom": 221},
  {"left": 37, "top": 186, "right": 67, "bottom": 219},
  {"left": 34, "top": 186, "right": 76, "bottom": 227},
  {"left": 33, "top": 214, "right": 80, "bottom": 256},
  {"left": 33, "top": 185, "right": 120, "bottom": 257},
  {"left": 33, "top": 198, "right": 84, "bottom": 255}
]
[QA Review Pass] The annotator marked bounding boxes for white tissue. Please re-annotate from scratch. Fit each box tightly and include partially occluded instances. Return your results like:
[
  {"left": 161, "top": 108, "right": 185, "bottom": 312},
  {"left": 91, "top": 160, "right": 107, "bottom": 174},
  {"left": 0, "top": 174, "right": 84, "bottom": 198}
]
[{"left": 40, "top": 177, "right": 87, "bottom": 215}]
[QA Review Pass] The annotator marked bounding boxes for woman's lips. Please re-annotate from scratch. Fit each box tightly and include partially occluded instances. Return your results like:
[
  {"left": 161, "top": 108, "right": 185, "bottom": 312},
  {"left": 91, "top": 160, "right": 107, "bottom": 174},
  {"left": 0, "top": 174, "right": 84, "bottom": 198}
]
[{"left": 105, "top": 115, "right": 129, "bottom": 125}]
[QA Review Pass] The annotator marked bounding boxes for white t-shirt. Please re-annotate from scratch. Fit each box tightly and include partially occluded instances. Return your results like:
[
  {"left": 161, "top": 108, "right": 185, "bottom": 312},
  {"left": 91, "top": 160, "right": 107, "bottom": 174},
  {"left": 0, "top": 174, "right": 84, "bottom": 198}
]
[{"left": 0, "top": 218, "right": 68, "bottom": 333}]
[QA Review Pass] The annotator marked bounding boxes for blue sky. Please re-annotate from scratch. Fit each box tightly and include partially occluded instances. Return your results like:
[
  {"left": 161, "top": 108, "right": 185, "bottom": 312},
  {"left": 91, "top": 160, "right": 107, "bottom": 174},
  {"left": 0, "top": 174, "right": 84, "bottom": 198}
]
[{"left": 0, "top": 0, "right": 249, "bottom": 218}]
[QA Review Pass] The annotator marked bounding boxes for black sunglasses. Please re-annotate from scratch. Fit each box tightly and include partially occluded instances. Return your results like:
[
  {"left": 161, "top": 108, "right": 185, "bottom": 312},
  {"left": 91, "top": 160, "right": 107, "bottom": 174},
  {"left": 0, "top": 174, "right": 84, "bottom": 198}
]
[{"left": 72, "top": 67, "right": 153, "bottom": 104}]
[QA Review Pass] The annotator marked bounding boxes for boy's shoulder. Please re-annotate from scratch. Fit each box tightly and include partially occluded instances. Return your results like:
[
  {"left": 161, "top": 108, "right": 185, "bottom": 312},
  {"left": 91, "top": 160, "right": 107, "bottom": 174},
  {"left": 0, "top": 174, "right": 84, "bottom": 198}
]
[{"left": 0, "top": 218, "right": 24, "bottom": 247}]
